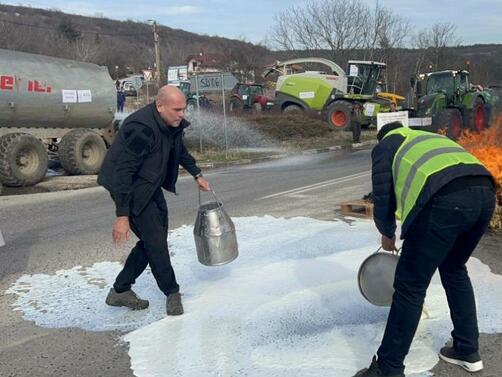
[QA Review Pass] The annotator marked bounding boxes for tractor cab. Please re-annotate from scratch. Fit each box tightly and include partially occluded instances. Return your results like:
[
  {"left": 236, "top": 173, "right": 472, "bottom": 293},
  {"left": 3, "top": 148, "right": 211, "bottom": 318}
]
[
  {"left": 229, "top": 83, "right": 273, "bottom": 112},
  {"left": 425, "top": 70, "right": 471, "bottom": 104},
  {"left": 347, "top": 61, "right": 387, "bottom": 97}
]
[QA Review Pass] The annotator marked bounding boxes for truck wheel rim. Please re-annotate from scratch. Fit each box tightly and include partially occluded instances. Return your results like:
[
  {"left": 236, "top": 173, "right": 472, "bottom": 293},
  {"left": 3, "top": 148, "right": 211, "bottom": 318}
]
[
  {"left": 16, "top": 147, "right": 39, "bottom": 175},
  {"left": 475, "top": 106, "right": 485, "bottom": 132},
  {"left": 82, "top": 142, "right": 100, "bottom": 165},
  {"left": 332, "top": 110, "right": 347, "bottom": 127}
]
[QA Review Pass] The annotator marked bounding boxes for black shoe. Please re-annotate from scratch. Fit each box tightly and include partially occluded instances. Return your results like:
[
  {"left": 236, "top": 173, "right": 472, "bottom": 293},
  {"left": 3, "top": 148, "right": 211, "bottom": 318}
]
[
  {"left": 439, "top": 346, "right": 483, "bottom": 372},
  {"left": 353, "top": 356, "right": 405, "bottom": 377}
]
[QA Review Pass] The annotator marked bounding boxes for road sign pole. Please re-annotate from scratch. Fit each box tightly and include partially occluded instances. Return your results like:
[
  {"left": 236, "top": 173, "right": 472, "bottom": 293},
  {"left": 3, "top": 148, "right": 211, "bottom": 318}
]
[
  {"left": 195, "top": 75, "right": 203, "bottom": 153},
  {"left": 221, "top": 73, "right": 228, "bottom": 159}
]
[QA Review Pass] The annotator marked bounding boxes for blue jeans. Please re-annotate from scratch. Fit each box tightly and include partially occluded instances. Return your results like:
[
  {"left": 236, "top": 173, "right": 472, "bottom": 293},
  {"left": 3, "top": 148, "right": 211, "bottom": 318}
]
[{"left": 377, "top": 185, "right": 495, "bottom": 375}]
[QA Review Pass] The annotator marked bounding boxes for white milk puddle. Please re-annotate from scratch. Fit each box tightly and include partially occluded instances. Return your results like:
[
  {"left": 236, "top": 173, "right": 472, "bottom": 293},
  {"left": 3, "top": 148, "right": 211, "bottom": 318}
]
[{"left": 6, "top": 216, "right": 502, "bottom": 377}]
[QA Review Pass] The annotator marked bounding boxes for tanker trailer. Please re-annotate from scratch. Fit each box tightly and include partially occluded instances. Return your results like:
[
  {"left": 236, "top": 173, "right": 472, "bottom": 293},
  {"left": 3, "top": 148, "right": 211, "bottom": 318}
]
[{"left": 0, "top": 48, "right": 118, "bottom": 187}]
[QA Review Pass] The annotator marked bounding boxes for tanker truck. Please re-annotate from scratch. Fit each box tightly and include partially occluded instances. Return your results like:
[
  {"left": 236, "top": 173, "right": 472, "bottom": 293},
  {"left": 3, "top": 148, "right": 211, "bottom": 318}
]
[{"left": 0, "top": 48, "right": 118, "bottom": 187}]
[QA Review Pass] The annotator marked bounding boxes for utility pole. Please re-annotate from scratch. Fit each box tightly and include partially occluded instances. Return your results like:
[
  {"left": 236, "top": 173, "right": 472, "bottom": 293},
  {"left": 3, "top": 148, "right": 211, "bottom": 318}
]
[{"left": 152, "top": 21, "right": 162, "bottom": 87}]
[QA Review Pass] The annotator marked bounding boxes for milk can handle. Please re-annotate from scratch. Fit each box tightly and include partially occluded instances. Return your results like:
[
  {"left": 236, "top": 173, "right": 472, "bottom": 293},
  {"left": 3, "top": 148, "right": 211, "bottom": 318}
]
[
  {"left": 375, "top": 246, "right": 401, "bottom": 255},
  {"left": 198, "top": 188, "right": 223, "bottom": 210}
]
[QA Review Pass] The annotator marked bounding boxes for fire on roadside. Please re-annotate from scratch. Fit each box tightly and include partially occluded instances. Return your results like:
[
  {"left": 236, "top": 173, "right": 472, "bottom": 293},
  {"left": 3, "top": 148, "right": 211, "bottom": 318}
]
[{"left": 457, "top": 115, "right": 502, "bottom": 229}]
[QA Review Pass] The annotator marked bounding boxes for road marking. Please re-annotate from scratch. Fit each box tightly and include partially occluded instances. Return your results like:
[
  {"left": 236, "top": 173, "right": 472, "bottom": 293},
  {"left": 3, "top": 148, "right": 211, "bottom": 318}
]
[{"left": 257, "top": 171, "right": 371, "bottom": 200}]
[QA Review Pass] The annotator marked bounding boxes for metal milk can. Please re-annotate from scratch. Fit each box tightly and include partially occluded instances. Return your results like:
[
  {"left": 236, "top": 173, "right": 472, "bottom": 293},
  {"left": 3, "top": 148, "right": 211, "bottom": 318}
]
[{"left": 193, "top": 189, "right": 238, "bottom": 266}]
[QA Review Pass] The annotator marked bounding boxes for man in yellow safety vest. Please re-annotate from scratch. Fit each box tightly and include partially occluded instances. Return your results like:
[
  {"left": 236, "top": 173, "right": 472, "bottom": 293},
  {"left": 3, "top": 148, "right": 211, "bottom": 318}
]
[{"left": 354, "top": 122, "right": 495, "bottom": 377}]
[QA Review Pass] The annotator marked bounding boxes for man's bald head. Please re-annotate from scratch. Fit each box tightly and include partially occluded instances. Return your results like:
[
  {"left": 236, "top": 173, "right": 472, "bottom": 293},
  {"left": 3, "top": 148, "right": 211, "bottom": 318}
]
[{"left": 155, "top": 85, "right": 186, "bottom": 127}]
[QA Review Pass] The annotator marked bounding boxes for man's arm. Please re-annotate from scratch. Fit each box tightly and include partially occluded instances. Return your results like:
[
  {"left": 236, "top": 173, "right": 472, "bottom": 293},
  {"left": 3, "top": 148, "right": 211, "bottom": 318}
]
[
  {"left": 111, "top": 123, "right": 154, "bottom": 246},
  {"left": 179, "top": 141, "right": 210, "bottom": 191},
  {"left": 371, "top": 143, "right": 397, "bottom": 240}
]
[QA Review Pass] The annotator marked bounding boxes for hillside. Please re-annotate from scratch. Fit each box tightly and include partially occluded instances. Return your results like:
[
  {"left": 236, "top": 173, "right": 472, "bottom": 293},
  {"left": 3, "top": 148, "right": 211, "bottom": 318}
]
[
  {"left": 1, "top": 3, "right": 501, "bottom": 92},
  {"left": 0, "top": 4, "right": 273, "bottom": 78}
]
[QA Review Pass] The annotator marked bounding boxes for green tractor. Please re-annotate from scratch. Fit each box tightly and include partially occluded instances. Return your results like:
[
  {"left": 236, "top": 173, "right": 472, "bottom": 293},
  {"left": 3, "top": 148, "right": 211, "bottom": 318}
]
[
  {"left": 263, "top": 58, "right": 395, "bottom": 130},
  {"left": 174, "top": 80, "right": 211, "bottom": 115},
  {"left": 409, "top": 70, "right": 497, "bottom": 139}
]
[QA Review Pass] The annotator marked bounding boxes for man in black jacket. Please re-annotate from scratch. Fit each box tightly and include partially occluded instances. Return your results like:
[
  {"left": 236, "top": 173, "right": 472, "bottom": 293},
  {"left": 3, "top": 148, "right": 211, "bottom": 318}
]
[
  {"left": 354, "top": 122, "right": 495, "bottom": 377},
  {"left": 98, "top": 85, "right": 210, "bottom": 316}
]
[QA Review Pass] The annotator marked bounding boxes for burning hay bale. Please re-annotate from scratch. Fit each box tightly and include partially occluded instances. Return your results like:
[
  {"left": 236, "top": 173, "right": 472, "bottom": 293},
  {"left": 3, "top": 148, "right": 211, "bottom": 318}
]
[{"left": 458, "top": 116, "right": 502, "bottom": 230}]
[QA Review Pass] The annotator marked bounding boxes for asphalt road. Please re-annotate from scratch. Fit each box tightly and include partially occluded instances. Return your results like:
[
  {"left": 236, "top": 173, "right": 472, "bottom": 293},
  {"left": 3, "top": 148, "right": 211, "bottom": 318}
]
[{"left": 0, "top": 147, "right": 500, "bottom": 377}]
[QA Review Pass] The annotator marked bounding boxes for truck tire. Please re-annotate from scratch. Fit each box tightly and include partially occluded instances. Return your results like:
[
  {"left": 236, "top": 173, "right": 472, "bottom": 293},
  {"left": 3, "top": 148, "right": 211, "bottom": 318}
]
[
  {"left": 326, "top": 101, "right": 352, "bottom": 130},
  {"left": 58, "top": 129, "right": 106, "bottom": 175},
  {"left": 436, "top": 108, "right": 463, "bottom": 140},
  {"left": 0, "top": 132, "right": 48, "bottom": 187},
  {"left": 470, "top": 97, "right": 487, "bottom": 132}
]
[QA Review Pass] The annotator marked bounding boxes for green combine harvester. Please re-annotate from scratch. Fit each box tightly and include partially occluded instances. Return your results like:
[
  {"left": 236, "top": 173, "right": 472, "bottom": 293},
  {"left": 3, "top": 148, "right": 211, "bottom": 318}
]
[{"left": 263, "top": 57, "right": 399, "bottom": 130}]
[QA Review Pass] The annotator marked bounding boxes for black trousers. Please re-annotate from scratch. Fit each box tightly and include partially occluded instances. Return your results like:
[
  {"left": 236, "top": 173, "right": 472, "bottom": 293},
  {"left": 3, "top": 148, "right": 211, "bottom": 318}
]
[
  {"left": 351, "top": 122, "right": 361, "bottom": 143},
  {"left": 114, "top": 199, "right": 179, "bottom": 296},
  {"left": 377, "top": 185, "right": 495, "bottom": 375}
]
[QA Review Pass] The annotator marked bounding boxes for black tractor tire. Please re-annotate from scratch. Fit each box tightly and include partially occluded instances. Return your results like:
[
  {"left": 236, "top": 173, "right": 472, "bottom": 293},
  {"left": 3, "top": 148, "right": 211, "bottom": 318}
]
[
  {"left": 469, "top": 97, "right": 487, "bottom": 132},
  {"left": 0, "top": 132, "right": 48, "bottom": 187},
  {"left": 282, "top": 104, "right": 303, "bottom": 113},
  {"left": 252, "top": 102, "right": 263, "bottom": 113},
  {"left": 326, "top": 100, "right": 353, "bottom": 131},
  {"left": 436, "top": 108, "right": 463, "bottom": 140},
  {"left": 229, "top": 98, "right": 244, "bottom": 113},
  {"left": 58, "top": 129, "right": 106, "bottom": 175},
  {"left": 186, "top": 99, "right": 197, "bottom": 116}
]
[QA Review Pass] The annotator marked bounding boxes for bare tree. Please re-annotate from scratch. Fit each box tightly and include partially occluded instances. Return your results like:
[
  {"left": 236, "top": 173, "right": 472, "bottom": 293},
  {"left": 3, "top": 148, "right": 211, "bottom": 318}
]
[
  {"left": 413, "top": 22, "right": 462, "bottom": 72},
  {"left": 270, "top": 0, "right": 409, "bottom": 64}
]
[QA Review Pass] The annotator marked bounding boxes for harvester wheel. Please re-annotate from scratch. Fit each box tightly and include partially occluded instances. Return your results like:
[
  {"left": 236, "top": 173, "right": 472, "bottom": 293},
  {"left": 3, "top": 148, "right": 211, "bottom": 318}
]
[
  {"left": 437, "top": 109, "right": 463, "bottom": 140},
  {"left": 0, "top": 132, "right": 48, "bottom": 187},
  {"left": 470, "top": 97, "right": 487, "bottom": 132},
  {"left": 58, "top": 129, "right": 106, "bottom": 175},
  {"left": 282, "top": 104, "right": 303, "bottom": 113},
  {"left": 326, "top": 101, "right": 352, "bottom": 131}
]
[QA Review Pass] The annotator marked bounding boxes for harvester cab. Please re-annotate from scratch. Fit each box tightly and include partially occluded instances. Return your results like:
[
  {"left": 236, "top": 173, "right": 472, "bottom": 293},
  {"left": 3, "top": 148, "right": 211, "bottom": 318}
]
[{"left": 346, "top": 61, "right": 387, "bottom": 97}]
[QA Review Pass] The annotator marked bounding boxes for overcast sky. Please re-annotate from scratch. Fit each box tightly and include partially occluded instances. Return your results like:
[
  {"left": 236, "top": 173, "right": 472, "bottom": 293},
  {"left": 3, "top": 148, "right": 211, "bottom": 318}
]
[{"left": 3, "top": 0, "right": 501, "bottom": 46}]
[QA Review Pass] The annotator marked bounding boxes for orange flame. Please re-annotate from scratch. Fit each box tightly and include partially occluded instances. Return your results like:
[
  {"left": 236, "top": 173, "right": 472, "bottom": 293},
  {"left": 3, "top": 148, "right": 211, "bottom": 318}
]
[{"left": 457, "top": 115, "right": 502, "bottom": 201}]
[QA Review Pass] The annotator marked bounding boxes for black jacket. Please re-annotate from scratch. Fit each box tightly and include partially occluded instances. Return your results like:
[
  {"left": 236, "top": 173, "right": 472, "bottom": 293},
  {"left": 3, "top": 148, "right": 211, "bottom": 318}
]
[
  {"left": 372, "top": 123, "right": 493, "bottom": 239},
  {"left": 98, "top": 103, "right": 201, "bottom": 217}
]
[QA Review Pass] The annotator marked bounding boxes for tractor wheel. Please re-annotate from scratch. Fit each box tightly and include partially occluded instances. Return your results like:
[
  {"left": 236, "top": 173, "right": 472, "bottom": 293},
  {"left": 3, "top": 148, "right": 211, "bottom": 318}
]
[
  {"left": 252, "top": 102, "right": 263, "bottom": 113},
  {"left": 0, "top": 132, "right": 48, "bottom": 187},
  {"left": 282, "top": 104, "right": 303, "bottom": 113},
  {"left": 186, "top": 99, "right": 197, "bottom": 117},
  {"left": 326, "top": 101, "right": 352, "bottom": 131},
  {"left": 58, "top": 129, "right": 106, "bottom": 175},
  {"left": 437, "top": 109, "right": 463, "bottom": 140},
  {"left": 229, "top": 98, "right": 243, "bottom": 113},
  {"left": 470, "top": 97, "right": 487, "bottom": 132}
]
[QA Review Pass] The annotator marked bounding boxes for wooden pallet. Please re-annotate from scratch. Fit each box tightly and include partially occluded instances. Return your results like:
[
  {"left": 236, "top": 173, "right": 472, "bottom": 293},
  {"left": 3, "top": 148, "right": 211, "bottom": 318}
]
[{"left": 339, "top": 200, "right": 374, "bottom": 218}]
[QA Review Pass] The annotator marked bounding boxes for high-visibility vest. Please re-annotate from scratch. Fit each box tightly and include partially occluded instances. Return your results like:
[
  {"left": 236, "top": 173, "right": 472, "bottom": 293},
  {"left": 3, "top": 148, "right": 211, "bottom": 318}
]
[{"left": 384, "top": 128, "right": 483, "bottom": 224}]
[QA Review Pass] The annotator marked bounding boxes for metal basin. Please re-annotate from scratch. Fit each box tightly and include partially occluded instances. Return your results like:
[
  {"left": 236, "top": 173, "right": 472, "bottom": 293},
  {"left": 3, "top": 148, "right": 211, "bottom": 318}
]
[{"left": 358, "top": 250, "right": 399, "bottom": 307}]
